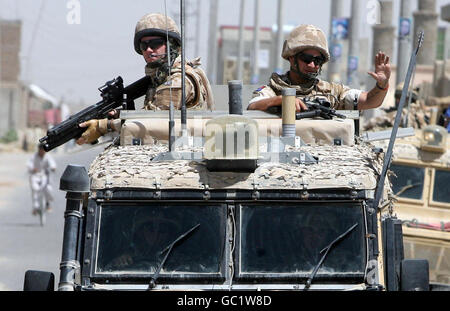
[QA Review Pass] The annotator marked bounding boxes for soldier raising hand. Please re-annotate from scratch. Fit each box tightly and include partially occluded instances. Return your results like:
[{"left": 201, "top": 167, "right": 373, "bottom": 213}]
[{"left": 248, "top": 24, "right": 391, "bottom": 114}]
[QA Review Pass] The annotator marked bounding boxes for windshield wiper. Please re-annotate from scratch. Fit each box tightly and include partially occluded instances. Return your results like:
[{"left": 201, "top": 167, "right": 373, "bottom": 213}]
[
  {"left": 395, "top": 183, "right": 421, "bottom": 197},
  {"left": 303, "top": 223, "right": 358, "bottom": 291},
  {"left": 147, "top": 223, "right": 200, "bottom": 290}
]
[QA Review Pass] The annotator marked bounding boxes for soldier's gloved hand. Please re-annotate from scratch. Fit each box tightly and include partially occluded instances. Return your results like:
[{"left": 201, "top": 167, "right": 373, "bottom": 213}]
[
  {"left": 76, "top": 119, "right": 108, "bottom": 145},
  {"left": 108, "top": 109, "right": 120, "bottom": 119}
]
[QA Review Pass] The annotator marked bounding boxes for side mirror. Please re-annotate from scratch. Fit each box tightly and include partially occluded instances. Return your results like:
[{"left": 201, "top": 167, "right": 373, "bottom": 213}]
[
  {"left": 400, "top": 259, "right": 429, "bottom": 291},
  {"left": 23, "top": 270, "right": 55, "bottom": 291}
]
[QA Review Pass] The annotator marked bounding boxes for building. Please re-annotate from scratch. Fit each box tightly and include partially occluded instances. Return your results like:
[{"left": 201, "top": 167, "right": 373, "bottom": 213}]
[
  {"left": 0, "top": 20, "right": 24, "bottom": 139},
  {"left": 216, "top": 25, "right": 290, "bottom": 86}
]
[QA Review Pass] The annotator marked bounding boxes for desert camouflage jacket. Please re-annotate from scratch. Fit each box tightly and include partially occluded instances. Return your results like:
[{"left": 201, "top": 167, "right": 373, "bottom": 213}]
[
  {"left": 143, "top": 55, "right": 214, "bottom": 111},
  {"left": 249, "top": 72, "right": 362, "bottom": 112}
]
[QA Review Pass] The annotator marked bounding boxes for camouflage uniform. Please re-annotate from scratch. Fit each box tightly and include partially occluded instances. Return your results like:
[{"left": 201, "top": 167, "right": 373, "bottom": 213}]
[
  {"left": 135, "top": 13, "right": 214, "bottom": 111},
  {"left": 249, "top": 24, "right": 362, "bottom": 111},
  {"left": 79, "top": 13, "right": 214, "bottom": 144},
  {"left": 363, "top": 83, "right": 430, "bottom": 131},
  {"left": 250, "top": 73, "right": 361, "bottom": 111},
  {"left": 143, "top": 55, "right": 213, "bottom": 111},
  {"left": 363, "top": 103, "right": 429, "bottom": 131}
]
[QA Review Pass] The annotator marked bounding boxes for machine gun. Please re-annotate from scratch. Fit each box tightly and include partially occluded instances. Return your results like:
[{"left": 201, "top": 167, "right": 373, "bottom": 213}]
[
  {"left": 295, "top": 97, "right": 346, "bottom": 120},
  {"left": 39, "top": 75, "right": 152, "bottom": 151}
]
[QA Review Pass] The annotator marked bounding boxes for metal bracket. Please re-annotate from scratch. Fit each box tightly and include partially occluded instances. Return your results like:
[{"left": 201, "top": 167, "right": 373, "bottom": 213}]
[
  {"left": 251, "top": 178, "right": 260, "bottom": 200},
  {"left": 153, "top": 178, "right": 161, "bottom": 199}
]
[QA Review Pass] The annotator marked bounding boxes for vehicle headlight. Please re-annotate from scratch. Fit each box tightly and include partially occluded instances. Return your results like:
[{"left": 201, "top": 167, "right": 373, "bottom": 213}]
[
  {"left": 420, "top": 125, "right": 447, "bottom": 153},
  {"left": 423, "top": 131, "right": 435, "bottom": 142}
]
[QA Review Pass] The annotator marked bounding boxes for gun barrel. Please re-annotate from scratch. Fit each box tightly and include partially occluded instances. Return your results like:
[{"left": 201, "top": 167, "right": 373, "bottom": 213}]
[{"left": 39, "top": 75, "right": 151, "bottom": 151}]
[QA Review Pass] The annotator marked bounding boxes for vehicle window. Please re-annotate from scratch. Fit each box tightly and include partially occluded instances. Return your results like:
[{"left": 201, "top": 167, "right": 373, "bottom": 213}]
[
  {"left": 95, "top": 204, "right": 227, "bottom": 275},
  {"left": 390, "top": 164, "right": 425, "bottom": 200},
  {"left": 239, "top": 203, "right": 366, "bottom": 276},
  {"left": 433, "top": 169, "right": 450, "bottom": 203}
]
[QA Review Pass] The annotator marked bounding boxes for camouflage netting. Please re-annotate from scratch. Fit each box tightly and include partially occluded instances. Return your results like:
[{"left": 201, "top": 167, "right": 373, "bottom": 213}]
[{"left": 89, "top": 142, "right": 388, "bottom": 194}]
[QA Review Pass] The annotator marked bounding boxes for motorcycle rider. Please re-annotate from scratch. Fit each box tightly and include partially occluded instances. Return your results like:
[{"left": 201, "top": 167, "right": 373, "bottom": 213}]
[
  {"left": 76, "top": 13, "right": 213, "bottom": 145},
  {"left": 27, "top": 144, "right": 57, "bottom": 215}
]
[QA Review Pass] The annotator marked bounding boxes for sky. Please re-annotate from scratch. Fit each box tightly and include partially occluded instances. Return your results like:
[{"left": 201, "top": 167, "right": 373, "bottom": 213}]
[{"left": 0, "top": 0, "right": 449, "bottom": 107}]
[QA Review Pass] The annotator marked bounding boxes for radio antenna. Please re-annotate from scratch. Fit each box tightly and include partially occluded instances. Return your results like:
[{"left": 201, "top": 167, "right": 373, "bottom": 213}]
[
  {"left": 164, "top": 0, "right": 175, "bottom": 151},
  {"left": 180, "top": 0, "right": 188, "bottom": 140}
]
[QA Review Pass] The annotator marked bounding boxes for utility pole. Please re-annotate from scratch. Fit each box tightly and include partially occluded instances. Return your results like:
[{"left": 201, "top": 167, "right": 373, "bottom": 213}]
[
  {"left": 251, "top": 0, "right": 260, "bottom": 84},
  {"left": 413, "top": 0, "right": 438, "bottom": 66},
  {"left": 347, "top": 0, "right": 362, "bottom": 88},
  {"left": 236, "top": 0, "right": 246, "bottom": 81},
  {"left": 275, "top": 0, "right": 284, "bottom": 74},
  {"left": 207, "top": 0, "right": 219, "bottom": 84},
  {"left": 327, "top": 0, "right": 345, "bottom": 83},
  {"left": 396, "top": 0, "right": 412, "bottom": 85}
]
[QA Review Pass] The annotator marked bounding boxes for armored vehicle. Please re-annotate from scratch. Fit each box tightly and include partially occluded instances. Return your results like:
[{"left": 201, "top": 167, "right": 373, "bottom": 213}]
[
  {"left": 24, "top": 24, "right": 446, "bottom": 292},
  {"left": 25, "top": 81, "right": 444, "bottom": 291},
  {"left": 372, "top": 115, "right": 450, "bottom": 285}
]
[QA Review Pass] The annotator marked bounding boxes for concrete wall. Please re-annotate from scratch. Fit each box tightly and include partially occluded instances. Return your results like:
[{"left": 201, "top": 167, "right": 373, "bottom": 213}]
[
  {"left": 0, "top": 20, "right": 23, "bottom": 138},
  {"left": 0, "top": 84, "right": 24, "bottom": 137}
]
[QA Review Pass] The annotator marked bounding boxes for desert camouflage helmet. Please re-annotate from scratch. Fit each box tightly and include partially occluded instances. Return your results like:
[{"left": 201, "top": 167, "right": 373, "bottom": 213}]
[
  {"left": 134, "top": 13, "right": 181, "bottom": 55},
  {"left": 282, "top": 24, "right": 330, "bottom": 63},
  {"left": 395, "top": 82, "right": 418, "bottom": 102}
]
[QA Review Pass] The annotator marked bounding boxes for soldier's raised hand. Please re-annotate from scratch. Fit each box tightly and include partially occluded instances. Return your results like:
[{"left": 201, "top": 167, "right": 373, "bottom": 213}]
[{"left": 368, "top": 51, "right": 391, "bottom": 89}]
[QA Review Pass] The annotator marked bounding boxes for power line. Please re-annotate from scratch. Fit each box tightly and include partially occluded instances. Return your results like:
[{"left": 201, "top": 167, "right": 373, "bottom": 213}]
[{"left": 24, "top": 0, "right": 46, "bottom": 82}]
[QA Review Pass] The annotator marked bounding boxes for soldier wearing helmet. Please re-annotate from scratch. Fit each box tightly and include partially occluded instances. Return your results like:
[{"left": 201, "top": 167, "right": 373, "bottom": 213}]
[
  {"left": 363, "top": 82, "right": 430, "bottom": 131},
  {"left": 76, "top": 13, "right": 214, "bottom": 145},
  {"left": 248, "top": 24, "right": 391, "bottom": 113}
]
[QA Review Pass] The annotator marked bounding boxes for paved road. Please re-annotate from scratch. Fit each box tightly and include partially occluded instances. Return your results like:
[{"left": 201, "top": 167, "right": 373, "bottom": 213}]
[{"left": 0, "top": 144, "right": 105, "bottom": 291}]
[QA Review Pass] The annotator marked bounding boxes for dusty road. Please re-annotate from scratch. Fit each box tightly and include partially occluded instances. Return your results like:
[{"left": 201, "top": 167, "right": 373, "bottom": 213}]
[{"left": 0, "top": 144, "right": 104, "bottom": 291}]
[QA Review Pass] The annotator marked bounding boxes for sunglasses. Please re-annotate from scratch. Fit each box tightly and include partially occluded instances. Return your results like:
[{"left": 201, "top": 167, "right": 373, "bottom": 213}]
[
  {"left": 139, "top": 38, "right": 166, "bottom": 52},
  {"left": 297, "top": 53, "right": 326, "bottom": 66}
]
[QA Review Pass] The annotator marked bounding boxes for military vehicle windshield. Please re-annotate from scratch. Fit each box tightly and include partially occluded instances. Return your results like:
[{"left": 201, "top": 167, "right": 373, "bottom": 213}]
[
  {"left": 95, "top": 204, "right": 227, "bottom": 275},
  {"left": 238, "top": 202, "right": 366, "bottom": 278},
  {"left": 390, "top": 164, "right": 425, "bottom": 200},
  {"left": 433, "top": 169, "right": 450, "bottom": 203}
]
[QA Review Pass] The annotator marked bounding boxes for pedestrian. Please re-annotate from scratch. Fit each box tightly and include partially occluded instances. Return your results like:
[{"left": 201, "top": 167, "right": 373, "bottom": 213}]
[
  {"left": 247, "top": 24, "right": 391, "bottom": 114},
  {"left": 76, "top": 13, "right": 214, "bottom": 145}
]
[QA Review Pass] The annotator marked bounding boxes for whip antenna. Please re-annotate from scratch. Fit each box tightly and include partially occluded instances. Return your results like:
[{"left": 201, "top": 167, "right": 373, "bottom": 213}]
[
  {"left": 372, "top": 31, "right": 424, "bottom": 212},
  {"left": 180, "top": 0, "right": 187, "bottom": 140},
  {"left": 164, "top": 0, "right": 175, "bottom": 151}
]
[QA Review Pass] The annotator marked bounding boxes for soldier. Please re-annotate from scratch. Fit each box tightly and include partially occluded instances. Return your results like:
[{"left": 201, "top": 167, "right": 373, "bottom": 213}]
[
  {"left": 247, "top": 24, "right": 391, "bottom": 113},
  {"left": 76, "top": 13, "right": 213, "bottom": 145},
  {"left": 363, "top": 83, "right": 430, "bottom": 131}
]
